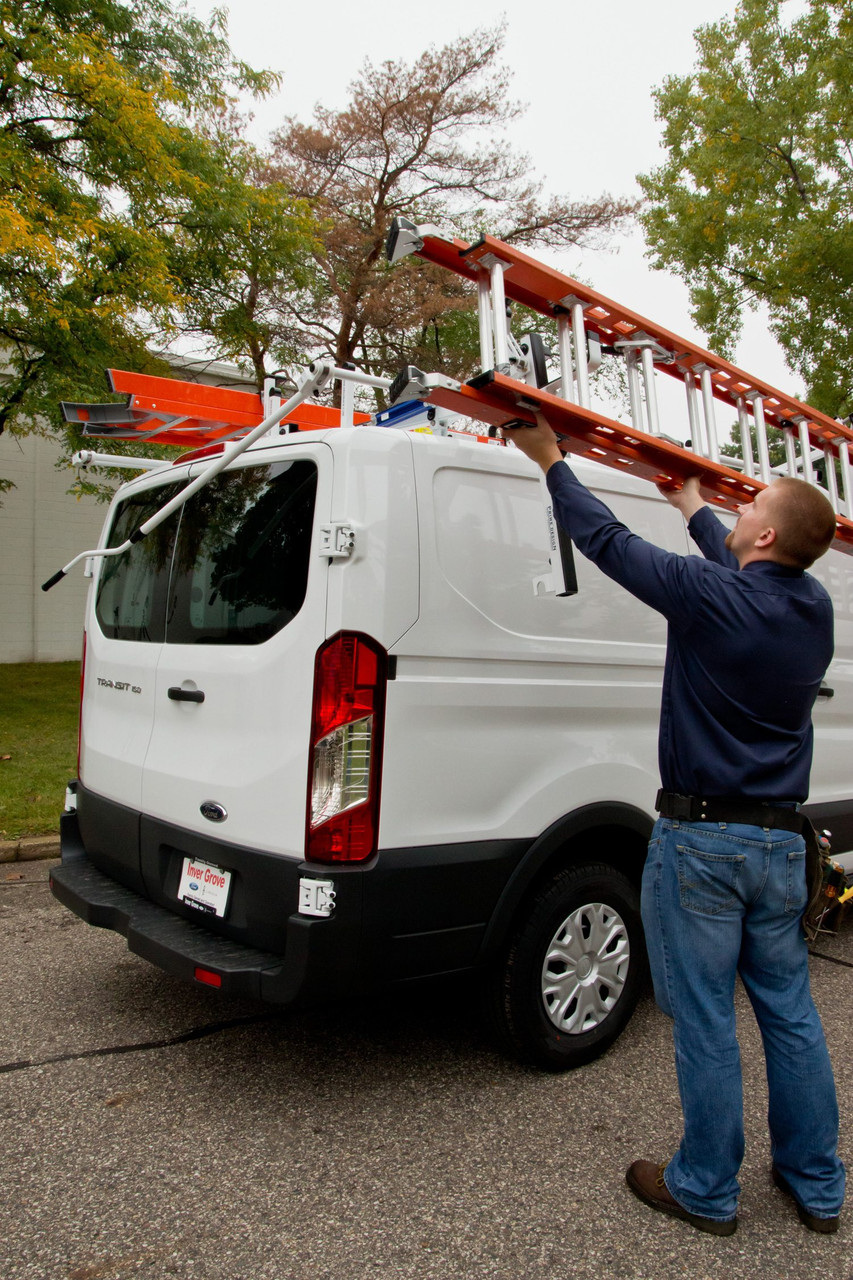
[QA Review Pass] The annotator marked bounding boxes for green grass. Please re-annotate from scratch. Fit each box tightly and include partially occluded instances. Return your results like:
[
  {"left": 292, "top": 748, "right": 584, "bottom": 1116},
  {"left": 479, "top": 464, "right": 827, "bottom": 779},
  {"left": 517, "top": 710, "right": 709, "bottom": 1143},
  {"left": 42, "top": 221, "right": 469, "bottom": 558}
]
[{"left": 0, "top": 662, "right": 79, "bottom": 841}]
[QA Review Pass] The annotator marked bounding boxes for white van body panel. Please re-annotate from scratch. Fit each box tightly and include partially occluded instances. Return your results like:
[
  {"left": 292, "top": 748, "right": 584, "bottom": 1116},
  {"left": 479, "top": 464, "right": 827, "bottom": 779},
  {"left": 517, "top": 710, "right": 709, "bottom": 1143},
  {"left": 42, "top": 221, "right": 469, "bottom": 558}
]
[
  {"left": 378, "top": 441, "right": 690, "bottom": 848},
  {"left": 323, "top": 428, "right": 420, "bottom": 647},
  {"left": 80, "top": 636, "right": 160, "bottom": 812}
]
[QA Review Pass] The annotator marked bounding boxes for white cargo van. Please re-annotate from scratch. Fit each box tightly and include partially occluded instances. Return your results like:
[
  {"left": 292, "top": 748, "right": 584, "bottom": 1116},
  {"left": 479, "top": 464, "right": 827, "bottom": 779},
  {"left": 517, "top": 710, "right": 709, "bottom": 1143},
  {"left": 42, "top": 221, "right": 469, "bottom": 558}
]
[{"left": 49, "top": 420, "right": 853, "bottom": 1069}]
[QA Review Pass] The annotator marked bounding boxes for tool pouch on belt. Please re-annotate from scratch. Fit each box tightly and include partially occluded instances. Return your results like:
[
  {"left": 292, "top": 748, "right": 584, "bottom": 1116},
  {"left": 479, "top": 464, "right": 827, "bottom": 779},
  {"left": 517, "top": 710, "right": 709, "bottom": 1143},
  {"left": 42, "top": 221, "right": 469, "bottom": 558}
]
[{"left": 802, "top": 820, "right": 832, "bottom": 943}]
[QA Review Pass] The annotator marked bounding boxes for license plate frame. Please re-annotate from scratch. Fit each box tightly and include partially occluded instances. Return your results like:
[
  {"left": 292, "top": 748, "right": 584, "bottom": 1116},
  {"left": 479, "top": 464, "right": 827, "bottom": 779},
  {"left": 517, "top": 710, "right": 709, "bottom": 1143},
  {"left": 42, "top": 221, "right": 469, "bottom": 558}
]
[{"left": 177, "top": 856, "right": 232, "bottom": 917}]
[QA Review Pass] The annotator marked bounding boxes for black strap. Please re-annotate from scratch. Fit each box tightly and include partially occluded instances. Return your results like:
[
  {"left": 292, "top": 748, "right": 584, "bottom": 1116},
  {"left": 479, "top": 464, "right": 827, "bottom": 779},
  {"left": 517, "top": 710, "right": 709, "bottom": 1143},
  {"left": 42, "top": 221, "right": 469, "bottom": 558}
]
[{"left": 655, "top": 789, "right": 805, "bottom": 834}]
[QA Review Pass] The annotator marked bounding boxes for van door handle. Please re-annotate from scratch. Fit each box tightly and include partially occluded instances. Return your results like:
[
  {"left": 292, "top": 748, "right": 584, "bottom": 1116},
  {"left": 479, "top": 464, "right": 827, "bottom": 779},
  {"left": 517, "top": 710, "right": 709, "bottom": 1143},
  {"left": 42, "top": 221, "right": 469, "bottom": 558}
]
[
  {"left": 817, "top": 684, "right": 834, "bottom": 699},
  {"left": 168, "top": 686, "right": 205, "bottom": 703}
]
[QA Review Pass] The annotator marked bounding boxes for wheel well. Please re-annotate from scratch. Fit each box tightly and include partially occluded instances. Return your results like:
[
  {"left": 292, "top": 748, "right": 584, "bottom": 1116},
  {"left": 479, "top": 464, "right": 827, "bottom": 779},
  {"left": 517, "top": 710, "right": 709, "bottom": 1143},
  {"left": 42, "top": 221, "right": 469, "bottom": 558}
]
[
  {"left": 551, "top": 823, "right": 648, "bottom": 887},
  {"left": 479, "top": 807, "right": 652, "bottom": 965}
]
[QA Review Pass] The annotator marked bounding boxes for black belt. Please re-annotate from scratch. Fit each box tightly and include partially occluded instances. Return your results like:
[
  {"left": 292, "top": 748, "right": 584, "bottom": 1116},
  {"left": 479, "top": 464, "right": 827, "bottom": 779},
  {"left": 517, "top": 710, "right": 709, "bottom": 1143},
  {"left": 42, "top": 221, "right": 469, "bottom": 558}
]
[{"left": 655, "top": 789, "right": 805, "bottom": 834}]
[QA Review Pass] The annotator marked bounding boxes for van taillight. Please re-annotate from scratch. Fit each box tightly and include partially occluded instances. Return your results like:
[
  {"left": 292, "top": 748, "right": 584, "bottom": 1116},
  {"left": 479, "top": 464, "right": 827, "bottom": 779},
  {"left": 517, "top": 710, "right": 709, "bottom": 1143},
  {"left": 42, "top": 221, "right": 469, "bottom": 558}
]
[
  {"left": 77, "top": 630, "right": 87, "bottom": 778},
  {"left": 306, "top": 632, "right": 387, "bottom": 864}
]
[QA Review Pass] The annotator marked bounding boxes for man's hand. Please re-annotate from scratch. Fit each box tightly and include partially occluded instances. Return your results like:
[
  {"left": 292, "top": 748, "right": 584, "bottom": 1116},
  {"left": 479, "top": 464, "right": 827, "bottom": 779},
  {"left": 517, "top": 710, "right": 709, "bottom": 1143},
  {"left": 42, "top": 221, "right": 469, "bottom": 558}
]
[
  {"left": 657, "top": 475, "right": 706, "bottom": 521},
  {"left": 500, "top": 413, "right": 563, "bottom": 473}
]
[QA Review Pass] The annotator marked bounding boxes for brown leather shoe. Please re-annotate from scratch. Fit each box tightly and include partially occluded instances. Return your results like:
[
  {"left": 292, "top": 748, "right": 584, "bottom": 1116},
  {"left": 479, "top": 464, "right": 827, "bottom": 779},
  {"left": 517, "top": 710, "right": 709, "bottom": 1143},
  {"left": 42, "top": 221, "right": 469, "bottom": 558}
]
[
  {"left": 626, "top": 1160, "right": 738, "bottom": 1236},
  {"left": 772, "top": 1166, "right": 840, "bottom": 1233}
]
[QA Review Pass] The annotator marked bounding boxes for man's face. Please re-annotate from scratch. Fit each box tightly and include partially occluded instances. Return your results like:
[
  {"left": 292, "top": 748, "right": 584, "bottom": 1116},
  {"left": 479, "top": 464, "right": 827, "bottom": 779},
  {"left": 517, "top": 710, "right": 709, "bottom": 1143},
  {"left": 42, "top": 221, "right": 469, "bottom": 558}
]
[{"left": 725, "top": 486, "right": 777, "bottom": 562}]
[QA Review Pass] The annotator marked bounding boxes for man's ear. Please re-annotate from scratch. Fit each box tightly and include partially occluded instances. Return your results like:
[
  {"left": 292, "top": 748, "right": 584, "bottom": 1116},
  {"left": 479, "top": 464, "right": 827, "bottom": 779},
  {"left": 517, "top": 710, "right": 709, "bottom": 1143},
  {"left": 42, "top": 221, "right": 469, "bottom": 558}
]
[{"left": 755, "top": 525, "right": 777, "bottom": 549}]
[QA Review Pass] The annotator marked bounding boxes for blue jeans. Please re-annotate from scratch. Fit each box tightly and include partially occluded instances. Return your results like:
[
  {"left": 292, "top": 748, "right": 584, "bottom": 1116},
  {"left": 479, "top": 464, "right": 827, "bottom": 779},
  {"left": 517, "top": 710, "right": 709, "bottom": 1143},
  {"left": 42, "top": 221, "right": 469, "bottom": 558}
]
[{"left": 642, "top": 817, "right": 845, "bottom": 1222}]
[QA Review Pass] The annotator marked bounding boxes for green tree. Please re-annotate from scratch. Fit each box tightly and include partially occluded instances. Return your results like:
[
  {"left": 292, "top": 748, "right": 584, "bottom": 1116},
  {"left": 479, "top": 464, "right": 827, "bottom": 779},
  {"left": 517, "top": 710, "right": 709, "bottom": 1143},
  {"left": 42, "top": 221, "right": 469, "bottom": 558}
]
[
  {"left": 262, "top": 26, "right": 636, "bottom": 399},
  {"left": 168, "top": 106, "right": 315, "bottom": 390},
  {"left": 638, "top": 0, "right": 853, "bottom": 418},
  {"left": 0, "top": 0, "right": 312, "bottom": 492}
]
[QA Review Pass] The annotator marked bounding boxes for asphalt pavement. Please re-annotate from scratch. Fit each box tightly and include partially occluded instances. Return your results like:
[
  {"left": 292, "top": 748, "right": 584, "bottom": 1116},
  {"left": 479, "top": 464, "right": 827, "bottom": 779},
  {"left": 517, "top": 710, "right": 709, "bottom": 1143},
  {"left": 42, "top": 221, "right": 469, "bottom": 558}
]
[{"left": 1, "top": 859, "right": 851, "bottom": 1280}]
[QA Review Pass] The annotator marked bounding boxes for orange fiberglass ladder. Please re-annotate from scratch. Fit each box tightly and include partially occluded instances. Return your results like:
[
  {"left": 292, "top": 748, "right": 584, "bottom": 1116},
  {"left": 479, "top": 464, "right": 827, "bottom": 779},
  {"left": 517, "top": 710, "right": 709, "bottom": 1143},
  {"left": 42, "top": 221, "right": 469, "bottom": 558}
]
[
  {"left": 385, "top": 218, "right": 853, "bottom": 555},
  {"left": 60, "top": 366, "right": 373, "bottom": 453}
]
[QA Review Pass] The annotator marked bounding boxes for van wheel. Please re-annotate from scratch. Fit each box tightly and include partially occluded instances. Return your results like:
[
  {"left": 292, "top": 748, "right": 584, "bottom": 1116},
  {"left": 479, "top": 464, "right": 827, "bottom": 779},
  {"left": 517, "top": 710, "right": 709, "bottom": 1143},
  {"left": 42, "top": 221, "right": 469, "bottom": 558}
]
[{"left": 489, "top": 862, "right": 646, "bottom": 1071}]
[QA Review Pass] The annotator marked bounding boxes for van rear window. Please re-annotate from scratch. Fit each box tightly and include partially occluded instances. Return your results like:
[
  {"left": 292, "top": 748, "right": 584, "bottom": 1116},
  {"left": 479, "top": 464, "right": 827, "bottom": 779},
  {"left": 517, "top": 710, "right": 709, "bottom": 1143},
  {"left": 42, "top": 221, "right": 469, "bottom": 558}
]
[
  {"left": 95, "top": 461, "right": 317, "bottom": 645},
  {"left": 96, "top": 484, "right": 183, "bottom": 643}
]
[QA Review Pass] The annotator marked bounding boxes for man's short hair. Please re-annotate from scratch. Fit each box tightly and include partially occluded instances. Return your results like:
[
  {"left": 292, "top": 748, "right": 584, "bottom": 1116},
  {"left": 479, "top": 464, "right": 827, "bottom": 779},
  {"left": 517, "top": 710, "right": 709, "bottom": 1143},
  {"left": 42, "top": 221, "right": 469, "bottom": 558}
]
[{"left": 768, "top": 477, "right": 837, "bottom": 568}]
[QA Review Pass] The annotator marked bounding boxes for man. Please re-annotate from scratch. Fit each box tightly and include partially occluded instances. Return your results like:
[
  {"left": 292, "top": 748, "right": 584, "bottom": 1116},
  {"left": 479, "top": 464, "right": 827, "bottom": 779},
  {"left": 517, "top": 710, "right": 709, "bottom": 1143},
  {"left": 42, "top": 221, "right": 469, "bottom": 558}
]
[{"left": 504, "top": 415, "right": 845, "bottom": 1237}]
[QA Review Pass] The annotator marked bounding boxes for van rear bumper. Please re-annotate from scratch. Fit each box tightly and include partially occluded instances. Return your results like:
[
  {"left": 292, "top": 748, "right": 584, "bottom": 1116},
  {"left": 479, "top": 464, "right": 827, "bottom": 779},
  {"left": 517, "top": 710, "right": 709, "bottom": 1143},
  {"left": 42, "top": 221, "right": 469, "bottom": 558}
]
[
  {"left": 51, "top": 811, "right": 359, "bottom": 1006},
  {"left": 52, "top": 804, "right": 530, "bottom": 1003}
]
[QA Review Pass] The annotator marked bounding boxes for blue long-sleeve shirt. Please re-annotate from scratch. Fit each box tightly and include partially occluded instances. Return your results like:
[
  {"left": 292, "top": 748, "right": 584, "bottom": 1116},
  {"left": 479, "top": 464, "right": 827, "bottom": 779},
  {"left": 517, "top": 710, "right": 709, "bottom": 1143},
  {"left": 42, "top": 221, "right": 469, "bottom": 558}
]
[{"left": 546, "top": 462, "right": 834, "bottom": 801}]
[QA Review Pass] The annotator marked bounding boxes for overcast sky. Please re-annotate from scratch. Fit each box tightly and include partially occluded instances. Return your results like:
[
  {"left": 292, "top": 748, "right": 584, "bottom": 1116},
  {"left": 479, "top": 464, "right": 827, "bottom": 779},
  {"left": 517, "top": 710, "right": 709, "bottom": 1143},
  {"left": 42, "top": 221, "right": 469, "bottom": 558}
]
[{"left": 186, "top": 0, "right": 804, "bottom": 413}]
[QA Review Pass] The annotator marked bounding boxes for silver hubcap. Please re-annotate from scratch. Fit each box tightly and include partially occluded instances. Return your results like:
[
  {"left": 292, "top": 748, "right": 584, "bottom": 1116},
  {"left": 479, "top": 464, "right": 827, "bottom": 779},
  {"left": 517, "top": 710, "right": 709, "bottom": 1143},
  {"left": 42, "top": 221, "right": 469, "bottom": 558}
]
[{"left": 541, "top": 901, "right": 630, "bottom": 1034}]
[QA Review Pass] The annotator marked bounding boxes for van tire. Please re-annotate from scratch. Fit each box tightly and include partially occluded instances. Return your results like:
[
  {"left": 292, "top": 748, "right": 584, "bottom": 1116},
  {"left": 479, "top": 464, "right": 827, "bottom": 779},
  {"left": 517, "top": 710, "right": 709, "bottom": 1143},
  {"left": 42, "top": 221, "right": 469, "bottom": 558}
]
[{"left": 488, "top": 862, "right": 647, "bottom": 1071}]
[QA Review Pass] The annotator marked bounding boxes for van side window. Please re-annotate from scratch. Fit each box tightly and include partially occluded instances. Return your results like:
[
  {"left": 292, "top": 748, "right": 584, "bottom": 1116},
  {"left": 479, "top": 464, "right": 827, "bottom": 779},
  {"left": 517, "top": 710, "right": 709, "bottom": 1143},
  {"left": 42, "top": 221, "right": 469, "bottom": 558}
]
[
  {"left": 166, "top": 461, "right": 317, "bottom": 645},
  {"left": 94, "top": 461, "right": 317, "bottom": 646}
]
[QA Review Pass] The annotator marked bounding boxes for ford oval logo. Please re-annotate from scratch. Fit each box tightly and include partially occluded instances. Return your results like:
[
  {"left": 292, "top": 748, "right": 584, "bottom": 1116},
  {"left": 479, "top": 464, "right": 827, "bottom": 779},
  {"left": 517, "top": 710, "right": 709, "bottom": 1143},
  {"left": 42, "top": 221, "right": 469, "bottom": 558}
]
[{"left": 200, "top": 801, "right": 227, "bottom": 823}]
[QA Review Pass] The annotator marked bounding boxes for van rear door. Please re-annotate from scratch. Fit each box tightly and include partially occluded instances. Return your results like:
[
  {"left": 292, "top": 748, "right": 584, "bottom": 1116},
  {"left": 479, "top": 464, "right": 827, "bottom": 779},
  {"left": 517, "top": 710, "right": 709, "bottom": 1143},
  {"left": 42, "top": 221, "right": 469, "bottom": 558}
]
[
  {"left": 139, "top": 445, "right": 331, "bottom": 870},
  {"left": 81, "top": 476, "right": 186, "bottom": 890}
]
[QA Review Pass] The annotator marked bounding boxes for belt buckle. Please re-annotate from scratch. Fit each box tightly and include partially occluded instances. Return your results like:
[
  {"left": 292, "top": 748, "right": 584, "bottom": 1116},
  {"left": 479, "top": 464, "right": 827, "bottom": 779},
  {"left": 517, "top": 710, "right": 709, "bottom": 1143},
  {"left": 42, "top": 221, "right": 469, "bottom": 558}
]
[
  {"left": 656, "top": 790, "right": 695, "bottom": 820},
  {"left": 677, "top": 794, "right": 698, "bottom": 821}
]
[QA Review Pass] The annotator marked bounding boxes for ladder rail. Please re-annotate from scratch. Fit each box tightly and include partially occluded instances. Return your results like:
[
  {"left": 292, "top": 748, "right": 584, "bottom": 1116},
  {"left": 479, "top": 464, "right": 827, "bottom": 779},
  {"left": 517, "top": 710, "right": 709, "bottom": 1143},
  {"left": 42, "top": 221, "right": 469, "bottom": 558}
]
[
  {"left": 391, "top": 363, "right": 853, "bottom": 554},
  {"left": 556, "top": 312, "right": 575, "bottom": 404}
]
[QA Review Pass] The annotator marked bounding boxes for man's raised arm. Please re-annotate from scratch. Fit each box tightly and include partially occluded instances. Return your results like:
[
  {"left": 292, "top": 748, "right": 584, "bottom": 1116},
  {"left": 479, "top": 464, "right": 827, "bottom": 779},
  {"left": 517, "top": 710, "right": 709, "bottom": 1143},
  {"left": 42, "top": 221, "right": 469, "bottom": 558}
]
[{"left": 658, "top": 475, "right": 738, "bottom": 568}]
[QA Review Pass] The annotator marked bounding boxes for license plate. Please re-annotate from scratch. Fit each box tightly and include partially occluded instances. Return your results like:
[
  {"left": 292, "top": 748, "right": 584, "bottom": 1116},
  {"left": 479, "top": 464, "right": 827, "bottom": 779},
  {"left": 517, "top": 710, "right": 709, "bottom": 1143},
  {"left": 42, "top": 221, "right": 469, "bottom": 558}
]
[{"left": 178, "top": 857, "right": 232, "bottom": 917}]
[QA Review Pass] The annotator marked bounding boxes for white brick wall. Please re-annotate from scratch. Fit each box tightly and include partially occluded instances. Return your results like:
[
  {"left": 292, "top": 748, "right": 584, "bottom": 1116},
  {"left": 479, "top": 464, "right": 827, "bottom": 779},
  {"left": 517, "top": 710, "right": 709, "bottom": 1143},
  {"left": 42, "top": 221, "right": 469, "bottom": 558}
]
[{"left": 0, "top": 433, "right": 112, "bottom": 662}]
